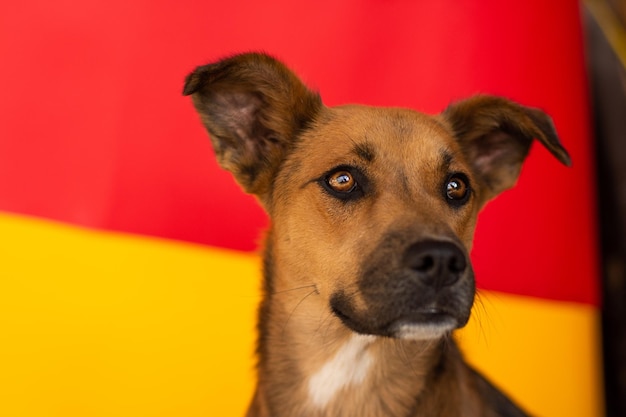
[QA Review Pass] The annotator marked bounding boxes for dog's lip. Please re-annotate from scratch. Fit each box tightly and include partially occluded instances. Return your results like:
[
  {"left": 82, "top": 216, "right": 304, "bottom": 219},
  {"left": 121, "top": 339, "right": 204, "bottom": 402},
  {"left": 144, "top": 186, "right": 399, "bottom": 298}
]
[
  {"left": 394, "top": 308, "right": 457, "bottom": 325},
  {"left": 390, "top": 313, "right": 458, "bottom": 340},
  {"left": 330, "top": 294, "right": 464, "bottom": 338},
  {"left": 387, "top": 306, "right": 460, "bottom": 339},
  {"left": 418, "top": 306, "right": 447, "bottom": 315}
]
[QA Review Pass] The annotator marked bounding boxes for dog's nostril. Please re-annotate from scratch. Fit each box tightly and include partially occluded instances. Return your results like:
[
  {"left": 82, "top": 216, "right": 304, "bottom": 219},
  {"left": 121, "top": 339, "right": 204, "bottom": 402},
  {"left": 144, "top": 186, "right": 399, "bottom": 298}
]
[
  {"left": 448, "top": 254, "right": 466, "bottom": 273},
  {"left": 403, "top": 240, "right": 467, "bottom": 287},
  {"left": 414, "top": 254, "right": 435, "bottom": 272}
]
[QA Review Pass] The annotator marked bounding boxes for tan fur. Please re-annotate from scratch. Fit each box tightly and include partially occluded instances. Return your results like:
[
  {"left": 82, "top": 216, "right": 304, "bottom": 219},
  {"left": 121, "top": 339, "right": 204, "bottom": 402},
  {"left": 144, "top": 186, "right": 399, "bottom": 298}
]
[{"left": 183, "top": 53, "right": 570, "bottom": 417}]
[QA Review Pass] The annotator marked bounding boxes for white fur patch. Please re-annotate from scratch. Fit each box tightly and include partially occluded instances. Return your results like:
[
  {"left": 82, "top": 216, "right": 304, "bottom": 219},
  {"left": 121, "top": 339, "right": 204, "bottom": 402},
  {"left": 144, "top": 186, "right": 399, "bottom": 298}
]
[
  {"left": 394, "top": 319, "right": 456, "bottom": 340},
  {"left": 307, "top": 334, "right": 375, "bottom": 409}
]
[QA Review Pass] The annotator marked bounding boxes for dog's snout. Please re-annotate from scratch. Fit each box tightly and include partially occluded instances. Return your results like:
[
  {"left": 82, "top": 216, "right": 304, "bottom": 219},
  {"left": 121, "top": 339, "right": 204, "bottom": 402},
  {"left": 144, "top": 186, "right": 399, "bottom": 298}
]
[{"left": 403, "top": 240, "right": 467, "bottom": 287}]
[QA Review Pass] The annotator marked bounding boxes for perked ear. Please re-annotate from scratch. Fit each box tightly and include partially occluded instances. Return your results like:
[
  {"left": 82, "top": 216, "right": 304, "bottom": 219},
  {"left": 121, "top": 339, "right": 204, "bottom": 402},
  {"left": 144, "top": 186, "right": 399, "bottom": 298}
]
[
  {"left": 183, "top": 53, "right": 322, "bottom": 199},
  {"left": 443, "top": 95, "right": 571, "bottom": 204}
]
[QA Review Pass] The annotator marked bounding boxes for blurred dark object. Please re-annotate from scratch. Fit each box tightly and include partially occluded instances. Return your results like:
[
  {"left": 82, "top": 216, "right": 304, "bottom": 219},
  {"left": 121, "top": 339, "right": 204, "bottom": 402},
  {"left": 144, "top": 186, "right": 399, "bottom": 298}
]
[{"left": 584, "top": 1, "right": 626, "bottom": 416}]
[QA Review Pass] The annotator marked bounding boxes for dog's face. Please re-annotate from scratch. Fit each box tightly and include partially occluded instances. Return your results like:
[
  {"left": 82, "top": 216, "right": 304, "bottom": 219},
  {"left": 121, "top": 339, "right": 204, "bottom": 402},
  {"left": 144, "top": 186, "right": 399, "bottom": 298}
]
[
  {"left": 183, "top": 53, "right": 570, "bottom": 341},
  {"left": 270, "top": 106, "right": 480, "bottom": 339}
]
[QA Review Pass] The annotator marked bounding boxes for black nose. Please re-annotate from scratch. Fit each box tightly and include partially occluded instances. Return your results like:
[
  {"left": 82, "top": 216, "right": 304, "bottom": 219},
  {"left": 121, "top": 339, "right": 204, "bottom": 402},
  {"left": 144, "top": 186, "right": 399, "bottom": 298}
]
[{"left": 402, "top": 240, "right": 467, "bottom": 287}]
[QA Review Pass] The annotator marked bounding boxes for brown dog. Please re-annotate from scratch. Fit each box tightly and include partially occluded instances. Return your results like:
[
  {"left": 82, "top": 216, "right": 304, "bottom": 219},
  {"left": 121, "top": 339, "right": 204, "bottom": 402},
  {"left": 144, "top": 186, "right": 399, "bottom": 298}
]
[{"left": 183, "top": 53, "right": 570, "bottom": 417}]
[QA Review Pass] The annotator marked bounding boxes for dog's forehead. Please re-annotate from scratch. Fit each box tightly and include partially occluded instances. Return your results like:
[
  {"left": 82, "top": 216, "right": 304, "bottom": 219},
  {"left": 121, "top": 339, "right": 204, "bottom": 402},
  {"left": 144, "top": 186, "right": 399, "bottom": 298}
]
[{"left": 295, "top": 105, "right": 462, "bottom": 174}]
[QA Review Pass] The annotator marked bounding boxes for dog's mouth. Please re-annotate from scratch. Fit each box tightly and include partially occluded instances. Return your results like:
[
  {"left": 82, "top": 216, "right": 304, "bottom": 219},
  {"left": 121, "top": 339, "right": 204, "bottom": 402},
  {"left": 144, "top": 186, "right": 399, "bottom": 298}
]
[
  {"left": 330, "top": 296, "right": 466, "bottom": 340},
  {"left": 398, "top": 307, "right": 457, "bottom": 324},
  {"left": 390, "top": 308, "right": 460, "bottom": 340},
  {"left": 330, "top": 236, "right": 475, "bottom": 340}
]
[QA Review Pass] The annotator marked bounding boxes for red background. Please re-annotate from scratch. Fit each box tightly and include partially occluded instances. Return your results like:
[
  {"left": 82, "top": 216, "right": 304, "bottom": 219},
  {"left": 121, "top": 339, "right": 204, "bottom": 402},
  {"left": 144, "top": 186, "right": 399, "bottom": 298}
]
[{"left": 0, "top": 0, "right": 598, "bottom": 305}]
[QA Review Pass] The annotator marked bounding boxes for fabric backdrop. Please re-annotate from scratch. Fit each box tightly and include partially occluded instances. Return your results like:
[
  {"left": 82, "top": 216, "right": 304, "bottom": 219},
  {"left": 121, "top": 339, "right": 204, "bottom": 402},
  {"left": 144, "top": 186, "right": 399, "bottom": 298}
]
[{"left": 0, "top": 1, "right": 602, "bottom": 416}]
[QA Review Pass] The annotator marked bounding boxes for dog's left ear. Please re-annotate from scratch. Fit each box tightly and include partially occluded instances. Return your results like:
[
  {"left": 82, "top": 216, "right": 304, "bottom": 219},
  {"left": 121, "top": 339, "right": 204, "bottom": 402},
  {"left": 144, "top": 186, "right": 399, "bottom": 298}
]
[
  {"left": 183, "top": 53, "right": 322, "bottom": 200},
  {"left": 443, "top": 95, "right": 571, "bottom": 204}
]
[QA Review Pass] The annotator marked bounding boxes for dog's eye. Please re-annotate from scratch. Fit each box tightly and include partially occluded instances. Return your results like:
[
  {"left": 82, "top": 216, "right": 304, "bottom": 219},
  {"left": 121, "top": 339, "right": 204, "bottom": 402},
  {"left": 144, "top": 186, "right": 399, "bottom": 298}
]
[
  {"left": 328, "top": 171, "right": 356, "bottom": 193},
  {"left": 445, "top": 174, "right": 471, "bottom": 206},
  {"left": 319, "top": 166, "right": 366, "bottom": 201}
]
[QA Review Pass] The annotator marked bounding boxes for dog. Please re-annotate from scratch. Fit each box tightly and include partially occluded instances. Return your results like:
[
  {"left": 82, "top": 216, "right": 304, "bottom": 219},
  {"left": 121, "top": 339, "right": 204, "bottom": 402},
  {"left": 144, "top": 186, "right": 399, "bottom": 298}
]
[{"left": 183, "top": 53, "right": 570, "bottom": 417}]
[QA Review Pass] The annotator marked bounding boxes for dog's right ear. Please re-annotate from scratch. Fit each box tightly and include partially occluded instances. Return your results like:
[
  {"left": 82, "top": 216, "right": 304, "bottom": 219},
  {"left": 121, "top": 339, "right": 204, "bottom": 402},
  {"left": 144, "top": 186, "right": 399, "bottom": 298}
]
[
  {"left": 443, "top": 95, "right": 571, "bottom": 206},
  {"left": 183, "top": 53, "right": 322, "bottom": 198}
]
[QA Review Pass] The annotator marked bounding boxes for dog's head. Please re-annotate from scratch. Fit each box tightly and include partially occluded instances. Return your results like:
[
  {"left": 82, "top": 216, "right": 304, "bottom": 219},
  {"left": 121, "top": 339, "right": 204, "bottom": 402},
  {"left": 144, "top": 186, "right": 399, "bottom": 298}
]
[{"left": 184, "top": 53, "right": 570, "bottom": 341}]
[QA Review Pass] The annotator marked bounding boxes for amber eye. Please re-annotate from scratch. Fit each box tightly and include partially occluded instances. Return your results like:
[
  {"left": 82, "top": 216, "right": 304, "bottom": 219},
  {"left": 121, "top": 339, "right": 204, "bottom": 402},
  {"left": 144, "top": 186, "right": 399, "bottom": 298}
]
[
  {"left": 319, "top": 166, "right": 366, "bottom": 201},
  {"left": 327, "top": 170, "right": 356, "bottom": 193},
  {"left": 445, "top": 174, "right": 470, "bottom": 205}
]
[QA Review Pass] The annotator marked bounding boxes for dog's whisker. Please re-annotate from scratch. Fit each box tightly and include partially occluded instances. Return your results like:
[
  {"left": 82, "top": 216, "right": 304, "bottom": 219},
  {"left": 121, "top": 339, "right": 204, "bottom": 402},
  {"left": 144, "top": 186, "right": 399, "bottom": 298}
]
[
  {"left": 441, "top": 333, "right": 454, "bottom": 353},
  {"left": 340, "top": 287, "right": 361, "bottom": 300},
  {"left": 472, "top": 290, "right": 495, "bottom": 347},
  {"left": 395, "top": 341, "right": 422, "bottom": 380},
  {"left": 280, "top": 288, "right": 318, "bottom": 336},
  {"left": 270, "top": 283, "right": 318, "bottom": 296},
  {"left": 313, "top": 310, "right": 336, "bottom": 346},
  {"left": 473, "top": 292, "right": 488, "bottom": 341},
  {"left": 311, "top": 311, "right": 334, "bottom": 348}
]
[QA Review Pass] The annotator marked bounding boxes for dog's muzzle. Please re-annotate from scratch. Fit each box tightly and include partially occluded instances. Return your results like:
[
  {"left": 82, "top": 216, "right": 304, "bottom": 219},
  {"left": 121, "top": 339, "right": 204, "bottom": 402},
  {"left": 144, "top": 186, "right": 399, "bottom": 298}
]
[{"left": 330, "top": 238, "right": 475, "bottom": 340}]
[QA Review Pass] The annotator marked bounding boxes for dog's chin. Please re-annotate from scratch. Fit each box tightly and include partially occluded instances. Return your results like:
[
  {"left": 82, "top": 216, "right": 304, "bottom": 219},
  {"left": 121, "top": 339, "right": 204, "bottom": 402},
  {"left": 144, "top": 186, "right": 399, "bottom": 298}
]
[
  {"left": 390, "top": 317, "right": 458, "bottom": 340},
  {"left": 331, "top": 299, "right": 464, "bottom": 341}
]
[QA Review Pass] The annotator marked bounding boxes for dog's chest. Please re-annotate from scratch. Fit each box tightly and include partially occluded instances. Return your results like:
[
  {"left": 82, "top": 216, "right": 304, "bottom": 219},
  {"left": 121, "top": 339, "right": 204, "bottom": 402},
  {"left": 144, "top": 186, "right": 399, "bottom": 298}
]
[{"left": 306, "top": 334, "right": 376, "bottom": 409}]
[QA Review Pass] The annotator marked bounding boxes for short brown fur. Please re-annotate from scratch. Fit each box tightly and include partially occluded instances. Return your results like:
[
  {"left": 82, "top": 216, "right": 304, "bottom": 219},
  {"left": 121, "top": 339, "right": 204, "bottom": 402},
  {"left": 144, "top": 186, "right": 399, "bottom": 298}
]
[{"left": 183, "top": 53, "right": 570, "bottom": 417}]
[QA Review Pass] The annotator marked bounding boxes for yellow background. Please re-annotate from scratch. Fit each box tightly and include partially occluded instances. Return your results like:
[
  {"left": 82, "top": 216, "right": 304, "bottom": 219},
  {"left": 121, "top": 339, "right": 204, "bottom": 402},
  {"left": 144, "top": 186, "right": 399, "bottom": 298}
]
[{"left": 0, "top": 213, "right": 603, "bottom": 416}]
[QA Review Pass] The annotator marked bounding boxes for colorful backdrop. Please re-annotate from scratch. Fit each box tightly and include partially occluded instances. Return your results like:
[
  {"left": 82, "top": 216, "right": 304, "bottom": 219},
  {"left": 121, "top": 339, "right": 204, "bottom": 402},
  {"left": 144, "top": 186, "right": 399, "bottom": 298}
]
[{"left": 0, "top": 1, "right": 603, "bottom": 416}]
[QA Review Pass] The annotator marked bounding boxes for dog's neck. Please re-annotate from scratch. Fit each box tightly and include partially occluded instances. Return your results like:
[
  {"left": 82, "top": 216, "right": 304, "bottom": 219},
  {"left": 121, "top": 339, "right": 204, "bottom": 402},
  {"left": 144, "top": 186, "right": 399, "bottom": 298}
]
[{"left": 250, "top": 244, "right": 477, "bottom": 417}]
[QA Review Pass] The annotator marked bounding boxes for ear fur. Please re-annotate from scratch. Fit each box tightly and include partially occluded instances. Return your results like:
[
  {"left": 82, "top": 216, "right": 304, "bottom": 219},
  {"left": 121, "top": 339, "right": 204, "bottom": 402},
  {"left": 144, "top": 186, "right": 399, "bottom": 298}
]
[
  {"left": 443, "top": 95, "right": 571, "bottom": 203},
  {"left": 183, "top": 53, "right": 322, "bottom": 199}
]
